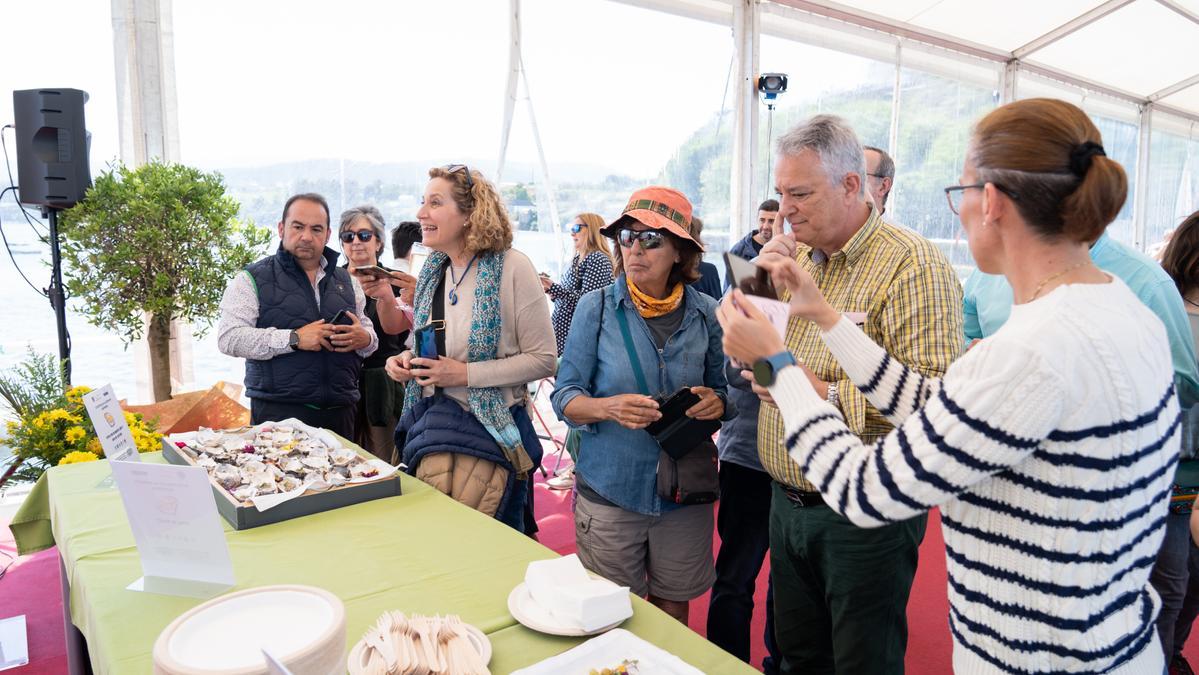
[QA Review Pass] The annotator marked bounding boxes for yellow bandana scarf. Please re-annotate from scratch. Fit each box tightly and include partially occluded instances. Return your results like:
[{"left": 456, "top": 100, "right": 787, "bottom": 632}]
[{"left": 627, "top": 279, "right": 685, "bottom": 318}]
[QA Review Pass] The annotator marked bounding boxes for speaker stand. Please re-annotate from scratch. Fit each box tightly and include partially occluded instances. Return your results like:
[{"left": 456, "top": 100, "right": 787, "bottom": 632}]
[{"left": 43, "top": 207, "right": 71, "bottom": 385}]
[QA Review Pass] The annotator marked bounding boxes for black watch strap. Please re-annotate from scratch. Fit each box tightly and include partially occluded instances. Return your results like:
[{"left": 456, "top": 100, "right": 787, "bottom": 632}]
[{"left": 288, "top": 329, "right": 300, "bottom": 350}]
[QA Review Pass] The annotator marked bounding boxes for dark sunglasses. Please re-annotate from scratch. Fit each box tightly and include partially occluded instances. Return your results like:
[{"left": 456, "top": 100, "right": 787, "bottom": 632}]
[
  {"left": 339, "top": 230, "right": 375, "bottom": 243},
  {"left": 443, "top": 164, "right": 474, "bottom": 189},
  {"left": 570, "top": 223, "right": 584, "bottom": 234},
  {"left": 618, "top": 228, "right": 665, "bottom": 250}
]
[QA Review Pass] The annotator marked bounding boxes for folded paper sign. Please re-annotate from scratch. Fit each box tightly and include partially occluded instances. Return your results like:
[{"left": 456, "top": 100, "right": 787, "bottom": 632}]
[{"left": 524, "top": 555, "right": 632, "bottom": 632}]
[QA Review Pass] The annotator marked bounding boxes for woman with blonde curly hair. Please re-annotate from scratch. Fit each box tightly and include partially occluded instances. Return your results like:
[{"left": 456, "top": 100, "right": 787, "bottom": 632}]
[{"left": 386, "top": 165, "right": 557, "bottom": 533}]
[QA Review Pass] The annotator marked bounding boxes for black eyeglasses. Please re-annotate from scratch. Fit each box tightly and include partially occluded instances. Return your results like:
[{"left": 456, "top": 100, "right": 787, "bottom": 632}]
[
  {"left": 570, "top": 223, "right": 584, "bottom": 234},
  {"left": 339, "top": 230, "right": 375, "bottom": 243},
  {"left": 944, "top": 183, "right": 1019, "bottom": 215},
  {"left": 618, "top": 228, "right": 665, "bottom": 250},
  {"left": 443, "top": 164, "right": 474, "bottom": 189},
  {"left": 867, "top": 173, "right": 891, "bottom": 179}
]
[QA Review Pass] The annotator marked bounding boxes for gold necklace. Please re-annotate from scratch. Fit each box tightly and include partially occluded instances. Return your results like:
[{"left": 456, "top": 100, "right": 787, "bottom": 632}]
[{"left": 1025, "top": 260, "right": 1092, "bottom": 303}]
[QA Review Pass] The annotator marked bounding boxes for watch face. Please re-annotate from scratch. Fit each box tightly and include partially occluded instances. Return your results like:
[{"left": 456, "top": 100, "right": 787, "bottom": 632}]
[{"left": 753, "top": 359, "right": 774, "bottom": 387}]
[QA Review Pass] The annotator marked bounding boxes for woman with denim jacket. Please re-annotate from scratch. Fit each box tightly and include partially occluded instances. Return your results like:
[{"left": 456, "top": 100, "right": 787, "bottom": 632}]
[{"left": 550, "top": 186, "right": 733, "bottom": 624}]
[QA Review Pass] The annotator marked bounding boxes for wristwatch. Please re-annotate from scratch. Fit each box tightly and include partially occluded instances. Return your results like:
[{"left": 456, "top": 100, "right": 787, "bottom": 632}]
[
  {"left": 752, "top": 351, "right": 797, "bottom": 387},
  {"left": 288, "top": 329, "right": 301, "bottom": 351},
  {"left": 826, "top": 381, "right": 840, "bottom": 409}
]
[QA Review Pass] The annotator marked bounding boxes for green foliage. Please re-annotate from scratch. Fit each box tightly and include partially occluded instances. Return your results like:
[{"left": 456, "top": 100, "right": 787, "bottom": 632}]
[
  {"left": 0, "top": 347, "right": 65, "bottom": 420},
  {"left": 58, "top": 162, "right": 272, "bottom": 343}
]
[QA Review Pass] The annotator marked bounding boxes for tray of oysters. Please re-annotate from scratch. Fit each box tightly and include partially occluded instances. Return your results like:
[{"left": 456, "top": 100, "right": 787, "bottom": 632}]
[{"left": 165, "top": 418, "right": 399, "bottom": 516}]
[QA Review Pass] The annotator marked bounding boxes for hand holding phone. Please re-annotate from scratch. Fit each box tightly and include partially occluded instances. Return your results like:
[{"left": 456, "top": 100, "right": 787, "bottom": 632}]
[
  {"left": 353, "top": 265, "right": 392, "bottom": 280},
  {"left": 724, "top": 253, "right": 778, "bottom": 299},
  {"left": 330, "top": 309, "right": 355, "bottom": 326},
  {"left": 412, "top": 322, "right": 440, "bottom": 365}
]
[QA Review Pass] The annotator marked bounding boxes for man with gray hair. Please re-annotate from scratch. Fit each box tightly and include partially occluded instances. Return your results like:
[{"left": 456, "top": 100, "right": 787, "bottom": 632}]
[
  {"left": 863, "top": 145, "right": 895, "bottom": 214},
  {"left": 747, "top": 115, "right": 962, "bottom": 673}
]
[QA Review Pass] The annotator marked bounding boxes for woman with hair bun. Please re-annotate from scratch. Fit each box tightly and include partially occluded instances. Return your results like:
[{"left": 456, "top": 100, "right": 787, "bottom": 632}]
[
  {"left": 719, "top": 98, "right": 1180, "bottom": 672},
  {"left": 386, "top": 165, "right": 556, "bottom": 533}
]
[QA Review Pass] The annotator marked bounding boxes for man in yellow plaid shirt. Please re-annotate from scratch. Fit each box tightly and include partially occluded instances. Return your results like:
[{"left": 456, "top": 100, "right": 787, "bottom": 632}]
[{"left": 750, "top": 116, "right": 962, "bottom": 674}]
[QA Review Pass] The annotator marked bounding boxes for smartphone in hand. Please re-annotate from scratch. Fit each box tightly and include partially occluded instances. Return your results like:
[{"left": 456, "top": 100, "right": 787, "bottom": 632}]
[
  {"left": 412, "top": 322, "right": 440, "bottom": 365},
  {"left": 330, "top": 309, "right": 355, "bottom": 326},
  {"left": 353, "top": 265, "right": 392, "bottom": 280},
  {"left": 724, "top": 253, "right": 778, "bottom": 299}
]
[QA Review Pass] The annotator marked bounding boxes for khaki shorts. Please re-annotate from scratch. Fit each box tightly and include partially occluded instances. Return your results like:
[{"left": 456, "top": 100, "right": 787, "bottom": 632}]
[{"left": 573, "top": 493, "right": 716, "bottom": 601}]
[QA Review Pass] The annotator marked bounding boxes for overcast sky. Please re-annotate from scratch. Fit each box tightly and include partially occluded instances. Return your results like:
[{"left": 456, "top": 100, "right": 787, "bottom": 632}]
[{"left": 2, "top": 0, "right": 870, "bottom": 178}]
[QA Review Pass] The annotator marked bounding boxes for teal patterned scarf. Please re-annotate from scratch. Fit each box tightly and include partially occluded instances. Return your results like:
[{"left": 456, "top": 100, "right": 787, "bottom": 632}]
[{"left": 403, "top": 249, "right": 534, "bottom": 477}]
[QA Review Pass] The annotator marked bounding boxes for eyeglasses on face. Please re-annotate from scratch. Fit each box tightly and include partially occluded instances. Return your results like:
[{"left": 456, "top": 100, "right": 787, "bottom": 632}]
[
  {"left": 944, "top": 182, "right": 1019, "bottom": 215},
  {"left": 442, "top": 164, "right": 475, "bottom": 190},
  {"left": 339, "top": 230, "right": 375, "bottom": 243},
  {"left": 570, "top": 223, "right": 584, "bottom": 234},
  {"left": 618, "top": 228, "right": 665, "bottom": 250}
]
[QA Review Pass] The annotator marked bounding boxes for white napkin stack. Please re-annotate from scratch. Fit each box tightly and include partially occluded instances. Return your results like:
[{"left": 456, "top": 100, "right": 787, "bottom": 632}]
[{"left": 524, "top": 555, "right": 632, "bottom": 632}]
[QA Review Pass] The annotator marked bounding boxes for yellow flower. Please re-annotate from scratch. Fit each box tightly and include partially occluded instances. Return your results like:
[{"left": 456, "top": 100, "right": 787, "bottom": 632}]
[
  {"left": 64, "top": 385, "right": 92, "bottom": 404},
  {"left": 36, "top": 408, "right": 82, "bottom": 427},
  {"left": 86, "top": 437, "right": 104, "bottom": 456},
  {"left": 58, "top": 451, "right": 100, "bottom": 465},
  {"left": 64, "top": 426, "right": 87, "bottom": 443}
]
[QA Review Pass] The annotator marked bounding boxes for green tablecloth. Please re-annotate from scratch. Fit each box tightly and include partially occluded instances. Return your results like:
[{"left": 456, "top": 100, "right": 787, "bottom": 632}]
[{"left": 13, "top": 454, "right": 754, "bottom": 674}]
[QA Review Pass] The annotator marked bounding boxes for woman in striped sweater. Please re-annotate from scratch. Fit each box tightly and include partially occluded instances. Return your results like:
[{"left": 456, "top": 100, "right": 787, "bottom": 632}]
[{"left": 718, "top": 98, "right": 1180, "bottom": 673}]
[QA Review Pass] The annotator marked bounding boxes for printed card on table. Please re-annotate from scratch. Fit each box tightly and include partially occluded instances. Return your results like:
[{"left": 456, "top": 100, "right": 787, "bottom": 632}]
[
  {"left": 110, "top": 460, "right": 235, "bottom": 598},
  {"left": 82, "top": 384, "right": 140, "bottom": 462}
]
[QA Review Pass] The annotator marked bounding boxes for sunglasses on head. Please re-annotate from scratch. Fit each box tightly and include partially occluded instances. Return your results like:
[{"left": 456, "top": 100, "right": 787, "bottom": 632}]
[
  {"left": 618, "top": 228, "right": 665, "bottom": 250},
  {"left": 570, "top": 223, "right": 584, "bottom": 234},
  {"left": 442, "top": 164, "right": 474, "bottom": 189},
  {"left": 339, "top": 230, "right": 375, "bottom": 243}
]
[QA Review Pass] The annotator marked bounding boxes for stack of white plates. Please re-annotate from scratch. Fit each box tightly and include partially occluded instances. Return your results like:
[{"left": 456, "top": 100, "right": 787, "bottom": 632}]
[{"left": 153, "top": 585, "right": 345, "bottom": 675}]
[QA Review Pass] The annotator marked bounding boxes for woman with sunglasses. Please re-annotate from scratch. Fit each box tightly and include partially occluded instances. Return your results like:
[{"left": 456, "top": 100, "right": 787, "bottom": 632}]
[
  {"left": 339, "top": 205, "right": 415, "bottom": 462},
  {"left": 551, "top": 186, "right": 731, "bottom": 624},
  {"left": 718, "top": 99, "right": 1178, "bottom": 672},
  {"left": 385, "top": 165, "right": 556, "bottom": 534},
  {"left": 542, "top": 213, "right": 614, "bottom": 356}
]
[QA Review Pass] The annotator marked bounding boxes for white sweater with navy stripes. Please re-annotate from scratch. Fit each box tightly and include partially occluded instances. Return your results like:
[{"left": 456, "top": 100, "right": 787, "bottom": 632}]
[{"left": 769, "top": 277, "right": 1179, "bottom": 674}]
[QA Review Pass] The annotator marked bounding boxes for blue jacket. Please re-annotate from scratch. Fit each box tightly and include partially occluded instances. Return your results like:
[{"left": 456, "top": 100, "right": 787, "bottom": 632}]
[
  {"left": 551, "top": 276, "right": 733, "bottom": 515},
  {"left": 244, "top": 245, "right": 360, "bottom": 407},
  {"left": 397, "top": 396, "right": 543, "bottom": 531}
]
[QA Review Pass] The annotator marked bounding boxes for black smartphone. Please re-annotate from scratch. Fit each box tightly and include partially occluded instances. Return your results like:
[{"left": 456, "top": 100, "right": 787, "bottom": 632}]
[
  {"left": 412, "top": 322, "right": 440, "bottom": 364},
  {"left": 724, "top": 252, "right": 778, "bottom": 299},
  {"left": 330, "top": 309, "right": 354, "bottom": 326}
]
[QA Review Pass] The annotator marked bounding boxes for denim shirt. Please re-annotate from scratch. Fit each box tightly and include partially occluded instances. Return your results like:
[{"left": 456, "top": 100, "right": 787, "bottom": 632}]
[{"left": 551, "top": 275, "right": 733, "bottom": 516}]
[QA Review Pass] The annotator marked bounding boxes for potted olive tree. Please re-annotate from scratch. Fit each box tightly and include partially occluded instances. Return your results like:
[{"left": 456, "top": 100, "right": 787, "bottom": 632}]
[{"left": 60, "top": 161, "right": 270, "bottom": 401}]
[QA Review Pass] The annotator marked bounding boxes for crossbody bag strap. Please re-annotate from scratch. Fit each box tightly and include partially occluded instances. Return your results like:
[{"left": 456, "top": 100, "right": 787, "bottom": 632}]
[
  {"left": 612, "top": 286, "right": 651, "bottom": 397},
  {"left": 431, "top": 270, "right": 448, "bottom": 396}
]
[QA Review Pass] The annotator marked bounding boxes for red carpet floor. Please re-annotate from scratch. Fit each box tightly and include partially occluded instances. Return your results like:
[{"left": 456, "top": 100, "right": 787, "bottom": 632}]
[{"left": 5, "top": 466, "right": 1199, "bottom": 673}]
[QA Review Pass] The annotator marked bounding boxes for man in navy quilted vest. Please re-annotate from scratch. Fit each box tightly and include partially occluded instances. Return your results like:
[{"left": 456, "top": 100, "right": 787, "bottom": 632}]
[{"left": 218, "top": 193, "right": 377, "bottom": 439}]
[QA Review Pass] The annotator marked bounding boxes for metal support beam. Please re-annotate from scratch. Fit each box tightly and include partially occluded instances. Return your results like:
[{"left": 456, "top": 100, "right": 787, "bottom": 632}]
[
  {"left": 763, "top": 0, "right": 1199, "bottom": 124},
  {"left": 111, "top": 0, "right": 192, "bottom": 401},
  {"left": 1156, "top": 0, "right": 1199, "bottom": 27},
  {"left": 1012, "top": 0, "right": 1134, "bottom": 60},
  {"left": 1001, "top": 60, "right": 1020, "bottom": 104},
  {"left": 1133, "top": 104, "right": 1153, "bottom": 251},
  {"left": 729, "top": 0, "right": 760, "bottom": 243},
  {"left": 1150, "top": 73, "right": 1199, "bottom": 103}
]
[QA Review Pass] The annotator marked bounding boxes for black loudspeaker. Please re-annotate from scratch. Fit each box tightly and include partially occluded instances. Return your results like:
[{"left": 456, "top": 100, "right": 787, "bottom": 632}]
[{"left": 12, "top": 88, "right": 92, "bottom": 209}]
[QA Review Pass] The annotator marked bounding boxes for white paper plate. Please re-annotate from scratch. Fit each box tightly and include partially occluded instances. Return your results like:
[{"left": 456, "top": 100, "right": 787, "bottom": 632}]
[
  {"left": 346, "top": 621, "right": 491, "bottom": 675},
  {"left": 509, "top": 628, "right": 705, "bottom": 675},
  {"left": 507, "top": 579, "right": 631, "bottom": 637},
  {"left": 155, "top": 585, "right": 345, "bottom": 673}
]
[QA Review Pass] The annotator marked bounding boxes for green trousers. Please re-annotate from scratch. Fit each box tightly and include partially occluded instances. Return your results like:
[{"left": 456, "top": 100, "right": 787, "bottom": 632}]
[{"left": 769, "top": 482, "right": 926, "bottom": 675}]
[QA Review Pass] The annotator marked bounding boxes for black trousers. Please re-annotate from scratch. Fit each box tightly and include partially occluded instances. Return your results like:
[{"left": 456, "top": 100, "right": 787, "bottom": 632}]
[
  {"left": 250, "top": 398, "right": 356, "bottom": 441},
  {"left": 706, "top": 461, "right": 780, "bottom": 672}
]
